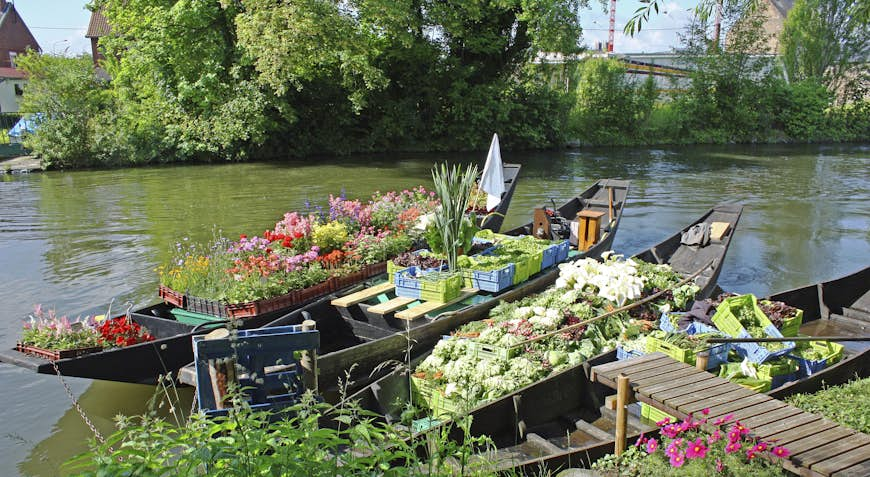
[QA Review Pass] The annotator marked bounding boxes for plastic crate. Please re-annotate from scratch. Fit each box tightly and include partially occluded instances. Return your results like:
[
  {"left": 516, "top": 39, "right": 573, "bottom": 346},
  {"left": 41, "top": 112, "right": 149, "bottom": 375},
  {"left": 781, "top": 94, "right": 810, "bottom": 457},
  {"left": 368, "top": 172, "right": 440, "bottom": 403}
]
[
  {"left": 396, "top": 268, "right": 463, "bottom": 302},
  {"left": 467, "top": 340, "right": 521, "bottom": 360},
  {"left": 541, "top": 240, "right": 570, "bottom": 269},
  {"left": 616, "top": 346, "right": 645, "bottom": 361},
  {"left": 778, "top": 312, "right": 803, "bottom": 338},
  {"left": 171, "top": 308, "right": 226, "bottom": 326},
  {"left": 789, "top": 341, "right": 844, "bottom": 378},
  {"left": 387, "top": 251, "right": 445, "bottom": 284},
  {"left": 641, "top": 403, "right": 676, "bottom": 424},
  {"left": 462, "top": 263, "right": 515, "bottom": 293},
  {"left": 645, "top": 334, "right": 729, "bottom": 370},
  {"left": 527, "top": 250, "right": 544, "bottom": 275},
  {"left": 411, "top": 375, "right": 464, "bottom": 418},
  {"left": 711, "top": 294, "right": 795, "bottom": 363},
  {"left": 659, "top": 312, "right": 692, "bottom": 333},
  {"left": 731, "top": 376, "right": 771, "bottom": 393}
]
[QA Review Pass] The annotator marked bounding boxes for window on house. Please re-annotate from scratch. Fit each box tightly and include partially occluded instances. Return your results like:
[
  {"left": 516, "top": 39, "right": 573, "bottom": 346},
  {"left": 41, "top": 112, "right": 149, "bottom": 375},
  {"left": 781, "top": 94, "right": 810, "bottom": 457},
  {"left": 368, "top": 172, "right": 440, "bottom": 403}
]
[{"left": 9, "top": 51, "right": 16, "bottom": 68}]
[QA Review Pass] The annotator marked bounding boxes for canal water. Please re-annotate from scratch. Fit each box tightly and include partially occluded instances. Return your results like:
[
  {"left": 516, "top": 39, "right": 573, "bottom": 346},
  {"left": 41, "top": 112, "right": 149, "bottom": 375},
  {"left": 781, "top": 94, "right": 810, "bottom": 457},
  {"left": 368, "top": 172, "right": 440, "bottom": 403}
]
[{"left": 0, "top": 143, "right": 868, "bottom": 475}]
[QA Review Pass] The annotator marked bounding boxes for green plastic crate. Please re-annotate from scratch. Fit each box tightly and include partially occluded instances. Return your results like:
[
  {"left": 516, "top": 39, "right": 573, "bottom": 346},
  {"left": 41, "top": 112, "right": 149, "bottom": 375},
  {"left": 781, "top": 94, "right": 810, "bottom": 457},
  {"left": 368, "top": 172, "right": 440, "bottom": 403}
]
[
  {"left": 778, "top": 311, "right": 803, "bottom": 337},
  {"left": 419, "top": 273, "right": 463, "bottom": 302},
  {"left": 641, "top": 403, "right": 676, "bottom": 423},
  {"left": 170, "top": 308, "right": 225, "bottom": 326},
  {"left": 411, "top": 375, "right": 464, "bottom": 418}
]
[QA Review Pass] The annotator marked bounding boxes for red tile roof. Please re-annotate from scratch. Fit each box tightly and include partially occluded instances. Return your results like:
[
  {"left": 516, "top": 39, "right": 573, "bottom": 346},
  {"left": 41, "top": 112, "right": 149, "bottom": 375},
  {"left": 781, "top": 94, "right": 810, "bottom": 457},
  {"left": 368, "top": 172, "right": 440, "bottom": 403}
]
[
  {"left": 0, "top": 66, "right": 26, "bottom": 78},
  {"left": 86, "top": 9, "right": 109, "bottom": 38}
]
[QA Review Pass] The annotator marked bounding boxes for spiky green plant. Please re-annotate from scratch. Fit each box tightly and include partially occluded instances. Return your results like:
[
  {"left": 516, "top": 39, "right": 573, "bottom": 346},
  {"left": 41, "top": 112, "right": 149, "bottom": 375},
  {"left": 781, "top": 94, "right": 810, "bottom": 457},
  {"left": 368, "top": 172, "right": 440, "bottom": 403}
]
[{"left": 430, "top": 163, "right": 479, "bottom": 272}]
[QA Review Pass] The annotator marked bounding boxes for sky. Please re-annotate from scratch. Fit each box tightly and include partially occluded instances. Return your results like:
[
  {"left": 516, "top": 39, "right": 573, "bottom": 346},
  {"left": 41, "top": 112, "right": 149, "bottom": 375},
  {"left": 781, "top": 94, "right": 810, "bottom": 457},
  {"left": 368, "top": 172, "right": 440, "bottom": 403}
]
[{"left": 15, "top": 0, "right": 697, "bottom": 57}]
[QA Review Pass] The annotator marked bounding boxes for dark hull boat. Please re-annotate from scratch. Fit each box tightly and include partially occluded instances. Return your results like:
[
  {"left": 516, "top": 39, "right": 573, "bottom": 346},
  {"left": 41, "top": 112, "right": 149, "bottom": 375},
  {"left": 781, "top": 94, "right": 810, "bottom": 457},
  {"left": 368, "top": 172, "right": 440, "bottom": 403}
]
[
  {"left": 343, "top": 203, "right": 745, "bottom": 472},
  {"left": 0, "top": 165, "right": 525, "bottom": 384},
  {"left": 172, "top": 179, "right": 631, "bottom": 398},
  {"left": 352, "top": 267, "right": 869, "bottom": 476}
]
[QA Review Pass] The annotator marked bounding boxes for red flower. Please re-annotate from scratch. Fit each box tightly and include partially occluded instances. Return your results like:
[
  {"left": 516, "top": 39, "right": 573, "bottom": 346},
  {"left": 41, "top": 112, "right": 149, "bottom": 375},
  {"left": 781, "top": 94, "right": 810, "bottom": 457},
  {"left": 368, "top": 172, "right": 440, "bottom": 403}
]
[
  {"left": 293, "top": 232, "right": 303, "bottom": 239},
  {"left": 240, "top": 234, "right": 247, "bottom": 239}
]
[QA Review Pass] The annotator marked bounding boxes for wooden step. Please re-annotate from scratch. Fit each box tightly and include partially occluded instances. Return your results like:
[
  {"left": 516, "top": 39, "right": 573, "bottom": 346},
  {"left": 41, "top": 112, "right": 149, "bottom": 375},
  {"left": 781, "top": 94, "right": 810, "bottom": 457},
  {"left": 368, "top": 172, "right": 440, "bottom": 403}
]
[
  {"left": 525, "top": 433, "right": 566, "bottom": 456},
  {"left": 366, "top": 296, "right": 417, "bottom": 315},
  {"left": 330, "top": 282, "right": 395, "bottom": 308},
  {"left": 394, "top": 289, "right": 478, "bottom": 321},
  {"left": 843, "top": 307, "right": 870, "bottom": 323}
]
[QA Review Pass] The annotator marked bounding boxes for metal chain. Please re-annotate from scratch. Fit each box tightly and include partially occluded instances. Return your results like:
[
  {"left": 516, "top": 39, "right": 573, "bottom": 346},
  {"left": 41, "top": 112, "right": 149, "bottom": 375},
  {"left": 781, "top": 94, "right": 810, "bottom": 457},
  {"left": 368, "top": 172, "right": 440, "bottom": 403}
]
[{"left": 51, "top": 359, "right": 113, "bottom": 453}]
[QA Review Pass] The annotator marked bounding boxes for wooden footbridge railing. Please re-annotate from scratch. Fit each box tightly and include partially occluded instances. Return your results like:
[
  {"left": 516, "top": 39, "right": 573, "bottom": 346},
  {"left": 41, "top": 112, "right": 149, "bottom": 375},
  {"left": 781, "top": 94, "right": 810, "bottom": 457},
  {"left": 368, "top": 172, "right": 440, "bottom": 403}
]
[{"left": 591, "top": 352, "right": 870, "bottom": 477}]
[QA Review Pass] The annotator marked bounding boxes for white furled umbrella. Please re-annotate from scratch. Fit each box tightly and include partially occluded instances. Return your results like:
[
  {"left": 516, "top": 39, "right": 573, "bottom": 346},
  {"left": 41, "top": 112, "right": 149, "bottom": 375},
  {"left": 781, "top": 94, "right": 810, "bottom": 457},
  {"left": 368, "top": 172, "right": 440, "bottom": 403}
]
[{"left": 480, "top": 133, "right": 505, "bottom": 212}]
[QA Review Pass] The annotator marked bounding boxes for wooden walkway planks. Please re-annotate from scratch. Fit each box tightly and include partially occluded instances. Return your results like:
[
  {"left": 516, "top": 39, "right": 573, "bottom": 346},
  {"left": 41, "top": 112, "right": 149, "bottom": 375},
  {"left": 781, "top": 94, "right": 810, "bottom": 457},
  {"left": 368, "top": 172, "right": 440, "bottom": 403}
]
[
  {"left": 331, "top": 282, "right": 395, "bottom": 308},
  {"left": 591, "top": 353, "right": 870, "bottom": 477}
]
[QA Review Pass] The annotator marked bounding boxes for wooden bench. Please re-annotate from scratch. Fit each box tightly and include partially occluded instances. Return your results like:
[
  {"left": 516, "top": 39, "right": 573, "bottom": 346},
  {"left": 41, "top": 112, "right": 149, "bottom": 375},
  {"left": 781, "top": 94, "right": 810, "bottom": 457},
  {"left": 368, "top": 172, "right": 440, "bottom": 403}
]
[{"left": 330, "top": 282, "right": 395, "bottom": 308}]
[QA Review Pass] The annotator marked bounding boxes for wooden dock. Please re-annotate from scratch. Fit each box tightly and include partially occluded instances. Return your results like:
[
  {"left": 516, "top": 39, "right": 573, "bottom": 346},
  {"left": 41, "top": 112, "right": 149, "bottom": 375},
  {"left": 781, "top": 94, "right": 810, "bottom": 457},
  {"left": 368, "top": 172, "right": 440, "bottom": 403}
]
[{"left": 591, "top": 353, "right": 870, "bottom": 477}]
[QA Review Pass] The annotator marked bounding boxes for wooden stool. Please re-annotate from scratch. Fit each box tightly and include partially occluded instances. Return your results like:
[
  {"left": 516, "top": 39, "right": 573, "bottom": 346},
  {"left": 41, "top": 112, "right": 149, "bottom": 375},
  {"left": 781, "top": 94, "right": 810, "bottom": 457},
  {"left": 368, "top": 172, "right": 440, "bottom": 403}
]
[
  {"left": 532, "top": 208, "right": 552, "bottom": 239},
  {"left": 575, "top": 210, "right": 605, "bottom": 251}
]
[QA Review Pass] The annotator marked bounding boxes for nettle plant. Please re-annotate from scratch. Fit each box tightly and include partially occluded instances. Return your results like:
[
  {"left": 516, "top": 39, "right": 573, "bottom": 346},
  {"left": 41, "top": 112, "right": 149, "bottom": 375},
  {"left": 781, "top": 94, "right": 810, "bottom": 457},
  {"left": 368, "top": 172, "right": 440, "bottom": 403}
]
[{"left": 593, "top": 409, "right": 791, "bottom": 477}]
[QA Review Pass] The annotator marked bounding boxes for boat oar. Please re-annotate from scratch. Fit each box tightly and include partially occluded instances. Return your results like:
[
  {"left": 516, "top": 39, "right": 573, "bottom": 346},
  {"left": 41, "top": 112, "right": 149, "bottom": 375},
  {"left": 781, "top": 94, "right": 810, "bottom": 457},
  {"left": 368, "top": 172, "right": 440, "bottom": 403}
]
[
  {"left": 707, "top": 336, "right": 870, "bottom": 343},
  {"left": 515, "top": 259, "right": 715, "bottom": 348}
]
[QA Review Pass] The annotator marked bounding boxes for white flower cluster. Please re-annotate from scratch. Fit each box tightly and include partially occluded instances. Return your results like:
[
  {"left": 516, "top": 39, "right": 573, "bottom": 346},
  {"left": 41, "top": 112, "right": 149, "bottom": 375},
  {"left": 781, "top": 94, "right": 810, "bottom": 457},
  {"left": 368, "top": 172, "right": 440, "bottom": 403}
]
[{"left": 555, "top": 253, "right": 645, "bottom": 306}]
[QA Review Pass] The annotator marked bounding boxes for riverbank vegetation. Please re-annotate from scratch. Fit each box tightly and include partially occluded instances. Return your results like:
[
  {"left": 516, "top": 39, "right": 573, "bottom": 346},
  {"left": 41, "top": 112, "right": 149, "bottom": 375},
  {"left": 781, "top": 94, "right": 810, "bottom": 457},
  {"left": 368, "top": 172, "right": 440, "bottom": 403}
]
[
  {"left": 18, "top": 0, "right": 870, "bottom": 169},
  {"left": 784, "top": 376, "right": 870, "bottom": 433}
]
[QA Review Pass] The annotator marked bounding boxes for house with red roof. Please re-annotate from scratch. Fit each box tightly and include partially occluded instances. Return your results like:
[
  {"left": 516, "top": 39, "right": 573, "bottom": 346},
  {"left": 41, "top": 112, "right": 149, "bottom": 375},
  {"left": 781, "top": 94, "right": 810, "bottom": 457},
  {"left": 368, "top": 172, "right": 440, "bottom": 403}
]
[{"left": 0, "top": 0, "right": 40, "bottom": 113}]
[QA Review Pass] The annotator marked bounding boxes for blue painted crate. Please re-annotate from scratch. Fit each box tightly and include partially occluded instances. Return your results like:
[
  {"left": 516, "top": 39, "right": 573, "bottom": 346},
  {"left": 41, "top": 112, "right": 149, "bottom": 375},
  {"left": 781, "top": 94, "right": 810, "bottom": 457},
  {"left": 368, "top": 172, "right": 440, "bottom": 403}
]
[
  {"left": 659, "top": 312, "right": 692, "bottom": 333},
  {"left": 541, "top": 240, "right": 570, "bottom": 269},
  {"left": 193, "top": 325, "right": 320, "bottom": 417},
  {"left": 462, "top": 263, "right": 515, "bottom": 293},
  {"left": 711, "top": 294, "right": 795, "bottom": 363},
  {"left": 616, "top": 346, "right": 645, "bottom": 360}
]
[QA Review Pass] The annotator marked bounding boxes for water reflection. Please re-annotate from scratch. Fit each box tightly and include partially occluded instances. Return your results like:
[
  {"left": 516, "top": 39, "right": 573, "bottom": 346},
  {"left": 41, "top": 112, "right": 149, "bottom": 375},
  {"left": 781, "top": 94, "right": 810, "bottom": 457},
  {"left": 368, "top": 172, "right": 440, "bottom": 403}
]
[{"left": 0, "top": 143, "right": 867, "bottom": 476}]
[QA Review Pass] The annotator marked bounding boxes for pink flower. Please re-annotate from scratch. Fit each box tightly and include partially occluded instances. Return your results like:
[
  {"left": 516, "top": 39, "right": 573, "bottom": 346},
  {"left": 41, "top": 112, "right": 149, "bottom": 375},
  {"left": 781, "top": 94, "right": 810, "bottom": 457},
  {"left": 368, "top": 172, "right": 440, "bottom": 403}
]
[
  {"left": 661, "top": 424, "right": 680, "bottom": 439},
  {"left": 746, "top": 448, "right": 758, "bottom": 460},
  {"left": 646, "top": 438, "right": 659, "bottom": 454},
  {"left": 708, "top": 429, "right": 722, "bottom": 444},
  {"left": 728, "top": 429, "right": 741, "bottom": 443},
  {"left": 713, "top": 413, "right": 735, "bottom": 425},
  {"left": 725, "top": 441, "right": 742, "bottom": 454},
  {"left": 753, "top": 442, "right": 768, "bottom": 452},
  {"left": 730, "top": 421, "right": 750, "bottom": 437},
  {"left": 772, "top": 446, "right": 790, "bottom": 458},
  {"left": 686, "top": 438, "right": 709, "bottom": 459},
  {"left": 716, "top": 458, "right": 724, "bottom": 472},
  {"left": 702, "top": 408, "right": 710, "bottom": 415},
  {"left": 669, "top": 451, "right": 686, "bottom": 468},
  {"left": 666, "top": 441, "right": 682, "bottom": 457},
  {"left": 656, "top": 417, "right": 671, "bottom": 426},
  {"left": 635, "top": 432, "right": 647, "bottom": 447}
]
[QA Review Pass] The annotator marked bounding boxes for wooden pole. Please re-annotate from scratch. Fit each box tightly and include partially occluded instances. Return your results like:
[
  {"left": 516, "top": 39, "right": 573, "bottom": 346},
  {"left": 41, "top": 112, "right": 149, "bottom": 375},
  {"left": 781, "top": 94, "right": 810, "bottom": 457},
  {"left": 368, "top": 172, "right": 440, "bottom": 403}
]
[
  {"left": 608, "top": 187, "right": 614, "bottom": 224},
  {"left": 615, "top": 373, "right": 630, "bottom": 456},
  {"left": 300, "top": 320, "right": 318, "bottom": 393},
  {"left": 696, "top": 350, "right": 710, "bottom": 370}
]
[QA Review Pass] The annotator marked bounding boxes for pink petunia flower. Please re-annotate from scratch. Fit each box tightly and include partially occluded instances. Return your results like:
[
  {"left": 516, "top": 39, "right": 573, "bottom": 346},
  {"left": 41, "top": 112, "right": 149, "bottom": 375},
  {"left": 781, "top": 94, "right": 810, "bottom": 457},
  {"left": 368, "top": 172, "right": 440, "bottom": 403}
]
[{"left": 686, "top": 438, "right": 709, "bottom": 459}]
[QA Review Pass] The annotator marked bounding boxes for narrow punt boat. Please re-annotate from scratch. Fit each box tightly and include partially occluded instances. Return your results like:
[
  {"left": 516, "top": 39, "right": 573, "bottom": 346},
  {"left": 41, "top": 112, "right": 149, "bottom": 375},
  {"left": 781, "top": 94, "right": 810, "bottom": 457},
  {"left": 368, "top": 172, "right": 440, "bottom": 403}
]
[
  {"left": 0, "top": 165, "right": 524, "bottom": 384},
  {"left": 350, "top": 267, "right": 868, "bottom": 476},
  {"left": 173, "top": 179, "right": 631, "bottom": 397},
  {"left": 340, "top": 203, "right": 745, "bottom": 471}
]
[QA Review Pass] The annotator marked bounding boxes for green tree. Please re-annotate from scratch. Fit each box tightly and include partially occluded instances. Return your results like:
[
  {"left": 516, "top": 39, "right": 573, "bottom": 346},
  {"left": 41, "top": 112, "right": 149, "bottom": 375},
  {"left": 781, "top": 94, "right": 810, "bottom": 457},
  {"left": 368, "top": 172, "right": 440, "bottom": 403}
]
[
  {"left": 780, "top": 0, "right": 869, "bottom": 99},
  {"left": 17, "top": 53, "right": 111, "bottom": 168}
]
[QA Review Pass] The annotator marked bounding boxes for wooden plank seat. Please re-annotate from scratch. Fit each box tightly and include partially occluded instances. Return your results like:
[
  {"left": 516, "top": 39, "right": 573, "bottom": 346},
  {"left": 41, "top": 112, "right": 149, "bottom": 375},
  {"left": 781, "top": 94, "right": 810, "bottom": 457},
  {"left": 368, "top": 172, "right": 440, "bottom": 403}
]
[
  {"left": 331, "top": 282, "right": 395, "bottom": 308},
  {"left": 394, "top": 288, "right": 478, "bottom": 321},
  {"left": 366, "top": 296, "right": 417, "bottom": 315},
  {"left": 591, "top": 353, "right": 870, "bottom": 477}
]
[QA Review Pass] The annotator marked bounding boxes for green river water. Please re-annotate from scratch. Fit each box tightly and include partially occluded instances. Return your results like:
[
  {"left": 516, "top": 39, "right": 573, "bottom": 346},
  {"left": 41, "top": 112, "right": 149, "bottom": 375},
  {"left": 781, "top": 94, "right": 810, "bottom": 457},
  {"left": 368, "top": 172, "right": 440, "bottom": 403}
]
[{"left": 0, "top": 143, "right": 868, "bottom": 475}]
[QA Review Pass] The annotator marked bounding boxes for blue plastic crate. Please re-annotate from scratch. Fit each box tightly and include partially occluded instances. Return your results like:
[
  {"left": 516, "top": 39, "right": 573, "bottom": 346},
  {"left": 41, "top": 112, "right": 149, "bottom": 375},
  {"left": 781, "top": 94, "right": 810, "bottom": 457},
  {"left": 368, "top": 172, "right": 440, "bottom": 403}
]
[
  {"left": 541, "top": 240, "right": 570, "bottom": 269},
  {"left": 731, "top": 325, "right": 795, "bottom": 364},
  {"left": 463, "top": 263, "right": 515, "bottom": 293},
  {"left": 770, "top": 372, "right": 798, "bottom": 389},
  {"left": 193, "top": 325, "right": 319, "bottom": 417},
  {"left": 617, "top": 346, "right": 645, "bottom": 360},
  {"left": 659, "top": 312, "right": 692, "bottom": 333}
]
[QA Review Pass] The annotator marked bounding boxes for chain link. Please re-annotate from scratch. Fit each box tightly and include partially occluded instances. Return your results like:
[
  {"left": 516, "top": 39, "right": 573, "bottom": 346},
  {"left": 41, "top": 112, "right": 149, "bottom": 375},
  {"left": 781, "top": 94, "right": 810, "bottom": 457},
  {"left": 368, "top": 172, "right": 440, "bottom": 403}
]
[{"left": 51, "top": 359, "right": 114, "bottom": 453}]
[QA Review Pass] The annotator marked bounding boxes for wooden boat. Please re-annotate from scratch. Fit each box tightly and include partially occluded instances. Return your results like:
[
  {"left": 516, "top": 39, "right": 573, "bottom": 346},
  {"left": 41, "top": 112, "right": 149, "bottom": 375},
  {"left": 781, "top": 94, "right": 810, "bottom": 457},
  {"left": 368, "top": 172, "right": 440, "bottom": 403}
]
[
  {"left": 350, "top": 266, "right": 869, "bottom": 476},
  {"left": 0, "top": 165, "right": 525, "bottom": 384},
  {"left": 339, "top": 203, "right": 745, "bottom": 472},
  {"left": 169, "top": 178, "right": 631, "bottom": 398}
]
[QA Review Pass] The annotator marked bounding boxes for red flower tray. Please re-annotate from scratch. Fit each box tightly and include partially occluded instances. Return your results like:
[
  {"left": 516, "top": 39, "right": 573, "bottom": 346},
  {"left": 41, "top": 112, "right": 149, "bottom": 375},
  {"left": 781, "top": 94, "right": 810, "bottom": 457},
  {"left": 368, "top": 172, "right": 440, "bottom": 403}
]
[
  {"left": 16, "top": 343, "right": 103, "bottom": 361},
  {"left": 158, "top": 285, "right": 186, "bottom": 308}
]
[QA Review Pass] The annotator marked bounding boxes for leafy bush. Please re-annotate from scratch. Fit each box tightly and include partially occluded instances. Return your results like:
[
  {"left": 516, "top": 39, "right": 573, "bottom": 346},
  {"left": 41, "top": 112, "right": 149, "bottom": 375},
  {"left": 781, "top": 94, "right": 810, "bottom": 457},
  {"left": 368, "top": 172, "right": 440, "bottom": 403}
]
[
  {"left": 785, "top": 377, "right": 870, "bottom": 433},
  {"left": 780, "top": 79, "right": 832, "bottom": 140}
]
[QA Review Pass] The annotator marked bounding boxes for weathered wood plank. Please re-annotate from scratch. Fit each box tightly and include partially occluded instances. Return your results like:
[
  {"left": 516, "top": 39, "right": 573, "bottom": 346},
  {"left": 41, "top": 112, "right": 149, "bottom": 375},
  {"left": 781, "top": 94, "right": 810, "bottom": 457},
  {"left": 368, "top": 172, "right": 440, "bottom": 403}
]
[
  {"left": 752, "top": 413, "right": 823, "bottom": 440},
  {"left": 777, "top": 426, "right": 858, "bottom": 458},
  {"left": 667, "top": 383, "right": 753, "bottom": 409},
  {"left": 591, "top": 353, "right": 670, "bottom": 379},
  {"left": 635, "top": 367, "right": 710, "bottom": 392},
  {"left": 367, "top": 296, "right": 417, "bottom": 315},
  {"left": 648, "top": 377, "right": 728, "bottom": 402},
  {"left": 331, "top": 282, "right": 395, "bottom": 308},
  {"left": 831, "top": 459, "right": 870, "bottom": 477},
  {"left": 678, "top": 387, "right": 759, "bottom": 415},
  {"left": 798, "top": 441, "right": 870, "bottom": 469},
  {"left": 621, "top": 362, "right": 688, "bottom": 384},
  {"left": 395, "top": 289, "right": 477, "bottom": 320},
  {"left": 689, "top": 392, "right": 771, "bottom": 417},
  {"left": 740, "top": 405, "right": 805, "bottom": 429},
  {"left": 719, "top": 399, "right": 787, "bottom": 423},
  {"left": 762, "top": 419, "right": 841, "bottom": 448}
]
